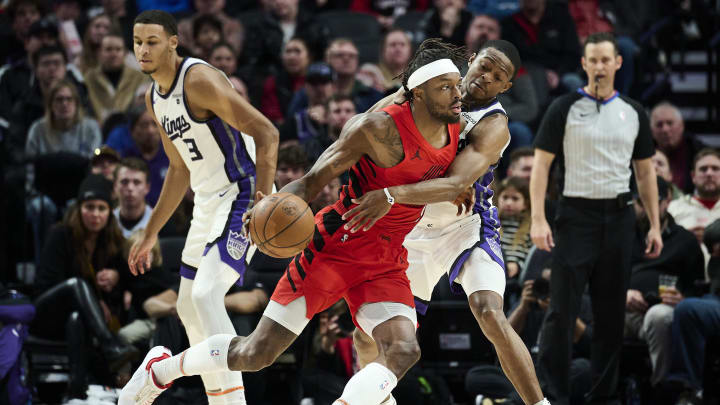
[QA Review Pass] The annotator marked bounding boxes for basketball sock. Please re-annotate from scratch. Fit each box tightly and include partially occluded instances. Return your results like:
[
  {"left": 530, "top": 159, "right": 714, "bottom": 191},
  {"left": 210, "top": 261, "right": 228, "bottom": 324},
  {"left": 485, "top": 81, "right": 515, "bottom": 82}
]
[
  {"left": 177, "top": 278, "right": 226, "bottom": 399},
  {"left": 190, "top": 248, "right": 248, "bottom": 404},
  {"left": 333, "top": 362, "right": 397, "bottom": 405},
  {"left": 533, "top": 399, "right": 551, "bottom": 405},
  {"left": 152, "top": 334, "right": 234, "bottom": 386}
]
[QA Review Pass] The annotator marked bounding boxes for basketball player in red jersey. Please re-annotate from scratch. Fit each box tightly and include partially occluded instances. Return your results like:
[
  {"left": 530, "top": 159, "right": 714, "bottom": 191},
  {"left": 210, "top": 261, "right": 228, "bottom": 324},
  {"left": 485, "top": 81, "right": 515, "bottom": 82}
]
[{"left": 120, "top": 39, "right": 467, "bottom": 405}]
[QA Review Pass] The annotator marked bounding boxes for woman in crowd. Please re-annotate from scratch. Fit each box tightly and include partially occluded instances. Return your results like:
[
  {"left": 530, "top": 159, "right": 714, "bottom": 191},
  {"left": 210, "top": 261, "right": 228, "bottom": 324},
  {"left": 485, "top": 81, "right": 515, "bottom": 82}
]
[
  {"left": 33, "top": 174, "right": 137, "bottom": 399},
  {"left": 25, "top": 80, "right": 102, "bottom": 261},
  {"left": 75, "top": 13, "right": 112, "bottom": 73},
  {"left": 260, "top": 37, "right": 310, "bottom": 125}
]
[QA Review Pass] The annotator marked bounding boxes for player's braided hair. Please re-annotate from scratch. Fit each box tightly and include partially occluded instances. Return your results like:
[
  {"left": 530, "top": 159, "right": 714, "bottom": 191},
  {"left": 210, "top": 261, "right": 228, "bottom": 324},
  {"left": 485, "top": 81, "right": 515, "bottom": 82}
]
[{"left": 398, "top": 38, "right": 467, "bottom": 102}]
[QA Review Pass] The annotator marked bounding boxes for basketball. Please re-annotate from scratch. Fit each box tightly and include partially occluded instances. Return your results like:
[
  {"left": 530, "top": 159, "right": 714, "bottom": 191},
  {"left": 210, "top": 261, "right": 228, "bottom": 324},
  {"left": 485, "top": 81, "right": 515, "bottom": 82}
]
[{"left": 249, "top": 192, "right": 315, "bottom": 258}]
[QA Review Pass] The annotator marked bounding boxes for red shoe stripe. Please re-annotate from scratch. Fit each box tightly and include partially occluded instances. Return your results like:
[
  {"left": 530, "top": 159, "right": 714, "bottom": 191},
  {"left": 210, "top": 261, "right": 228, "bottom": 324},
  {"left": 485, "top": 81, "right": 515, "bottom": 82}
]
[
  {"left": 179, "top": 350, "right": 187, "bottom": 376},
  {"left": 206, "top": 386, "right": 244, "bottom": 396},
  {"left": 146, "top": 352, "right": 173, "bottom": 389}
]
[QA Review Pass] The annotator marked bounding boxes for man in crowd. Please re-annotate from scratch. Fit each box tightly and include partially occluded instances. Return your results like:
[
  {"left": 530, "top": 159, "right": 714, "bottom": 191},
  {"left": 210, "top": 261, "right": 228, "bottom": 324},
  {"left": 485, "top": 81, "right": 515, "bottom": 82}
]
[
  {"left": 114, "top": 158, "right": 152, "bottom": 238},
  {"left": 506, "top": 147, "right": 534, "bottom": 180},
  {"left": 274, "top": 144, "right": 308, "bottom": 190},
  {"left": 668, "top": 148, "right": 720, "bottom": 245},
  {"left": 651, "top": 102, "right": 707, "bottom": 194},
  {"left": 84, "top": 32, "right": 149, "bottom": 123},
  {"left": 625, "top": 176, "right": 705, "bottom": 387}
]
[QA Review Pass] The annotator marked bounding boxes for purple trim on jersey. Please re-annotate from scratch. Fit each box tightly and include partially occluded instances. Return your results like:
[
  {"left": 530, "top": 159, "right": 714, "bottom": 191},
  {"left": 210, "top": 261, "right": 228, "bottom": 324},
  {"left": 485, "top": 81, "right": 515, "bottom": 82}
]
[
  {"left": 207, "top": 117, "right": 256, "bottom": 202},
  {"left": 179, "top": 262, "right": 197, "bottom": 280},
  {"left": 446, "top": 230, "right": 506, "bottom": 295},
  {"left": 414, "top": 297, "right": 429, "bottom": 316},
  {"left": 201, "top": 198, "right": 250, "bottom": 286},
  {"left": 577, "top": 87, "right": 619, "bottom": 104}
]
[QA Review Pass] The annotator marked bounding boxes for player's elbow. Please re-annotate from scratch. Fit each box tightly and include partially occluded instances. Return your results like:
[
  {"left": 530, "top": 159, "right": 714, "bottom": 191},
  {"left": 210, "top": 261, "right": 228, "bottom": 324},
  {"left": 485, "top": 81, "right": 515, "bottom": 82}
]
[{"left": 263, "top": 124, "right": 280, "bottom": 146}]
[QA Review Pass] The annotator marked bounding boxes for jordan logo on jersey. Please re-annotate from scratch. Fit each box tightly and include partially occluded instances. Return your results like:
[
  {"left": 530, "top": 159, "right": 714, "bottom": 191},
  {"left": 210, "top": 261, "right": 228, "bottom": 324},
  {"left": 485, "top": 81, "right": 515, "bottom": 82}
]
[
  {"left": 411, "top": 147, "right": 422, "bottom": 160},
  {"left": 162, "top": 115, "right": 191, "bottom": 141}
]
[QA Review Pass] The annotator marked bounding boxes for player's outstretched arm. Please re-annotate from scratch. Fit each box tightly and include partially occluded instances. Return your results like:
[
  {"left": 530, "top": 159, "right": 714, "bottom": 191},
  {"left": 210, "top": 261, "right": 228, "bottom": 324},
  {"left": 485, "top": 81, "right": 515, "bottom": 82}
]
[
  {"left": 341, "top": 114, "right": 509, "bottom": 232},
  {"left": 130, "top": 89, "right": 191, "bottom": 275},
  {"left": 280, "top": 113, "right": 381, "bottom": 202},
  {"left": 185, "top": 66, "right": 279, "bottom": 199}
]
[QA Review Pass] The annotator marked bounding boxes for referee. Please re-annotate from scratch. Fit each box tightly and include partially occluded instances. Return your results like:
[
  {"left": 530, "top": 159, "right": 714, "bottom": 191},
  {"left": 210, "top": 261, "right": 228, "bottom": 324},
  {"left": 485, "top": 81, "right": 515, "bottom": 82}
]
[{"left": 529, "top": 32, "right": 663, "bottom": 405}]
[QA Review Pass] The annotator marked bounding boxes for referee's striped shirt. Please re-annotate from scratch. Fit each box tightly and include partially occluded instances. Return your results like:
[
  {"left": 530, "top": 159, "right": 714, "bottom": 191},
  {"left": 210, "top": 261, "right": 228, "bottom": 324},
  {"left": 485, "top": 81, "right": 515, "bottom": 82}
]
[{"left": 534, "top": 88, "right": 654, "bottom": 199}]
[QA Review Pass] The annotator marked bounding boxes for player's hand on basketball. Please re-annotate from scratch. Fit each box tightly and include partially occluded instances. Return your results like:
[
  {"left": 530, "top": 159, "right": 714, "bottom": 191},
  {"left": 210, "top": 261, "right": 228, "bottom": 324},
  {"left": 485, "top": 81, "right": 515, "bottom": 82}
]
[
  {"left": 253, "top": 190, "right": 267, "bottom": 205},
  {"left": 342, "top": 189, "right": 392, "bottom": 233},
  {"left": 530, "top": 218, "right": 555, "bottom": 252},
  {"left": 243, "top": 191, "right": 267, "bottom": 244},
  {"left": 128, "top": 231, "right": 157, "bottom": 276},
  {"left": 644, "top": 227, "right": 663, "bottom": 259},
  {"left": 453, "top": 186, "right": 475, "bottom": 216}
]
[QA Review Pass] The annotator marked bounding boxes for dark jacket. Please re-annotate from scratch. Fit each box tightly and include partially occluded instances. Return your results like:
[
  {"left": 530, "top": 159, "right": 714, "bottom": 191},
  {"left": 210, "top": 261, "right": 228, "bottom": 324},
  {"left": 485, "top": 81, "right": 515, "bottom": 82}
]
[
  {"left": 630, "top": 215, "right": 705, "bottom": 298},
  {"left": 35, "top": 224, "right": 130, "bottom": 310},
  {"left": 501, "top": 3, "right": 581, "bottom": 75}
]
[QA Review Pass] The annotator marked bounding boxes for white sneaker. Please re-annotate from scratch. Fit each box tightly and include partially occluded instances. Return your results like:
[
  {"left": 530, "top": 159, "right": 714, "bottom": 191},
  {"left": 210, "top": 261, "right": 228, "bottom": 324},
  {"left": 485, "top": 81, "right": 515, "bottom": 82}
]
[{"left": 118, "top": 346, "right": 172, "bottom": 405}]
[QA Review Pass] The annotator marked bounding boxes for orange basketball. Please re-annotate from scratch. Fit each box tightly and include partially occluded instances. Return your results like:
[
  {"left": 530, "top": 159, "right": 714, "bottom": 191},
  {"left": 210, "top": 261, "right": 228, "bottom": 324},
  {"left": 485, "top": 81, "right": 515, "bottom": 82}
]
[{"left": 249, "top": 192, "right": 315, "bottom": 258}]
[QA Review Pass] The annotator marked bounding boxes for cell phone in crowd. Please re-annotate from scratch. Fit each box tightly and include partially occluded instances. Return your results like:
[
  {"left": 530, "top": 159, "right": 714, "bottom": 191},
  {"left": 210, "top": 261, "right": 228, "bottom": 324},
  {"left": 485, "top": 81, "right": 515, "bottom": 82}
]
[{"left": 532, "top": 277, "right": 550, "bottom": 301}]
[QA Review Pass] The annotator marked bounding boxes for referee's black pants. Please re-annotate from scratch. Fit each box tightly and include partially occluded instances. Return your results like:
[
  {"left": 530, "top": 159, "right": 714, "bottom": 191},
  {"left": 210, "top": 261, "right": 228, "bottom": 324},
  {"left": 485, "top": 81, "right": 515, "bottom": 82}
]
[{"left": 537, "top": 199, "right": 635, "bottom": 405}]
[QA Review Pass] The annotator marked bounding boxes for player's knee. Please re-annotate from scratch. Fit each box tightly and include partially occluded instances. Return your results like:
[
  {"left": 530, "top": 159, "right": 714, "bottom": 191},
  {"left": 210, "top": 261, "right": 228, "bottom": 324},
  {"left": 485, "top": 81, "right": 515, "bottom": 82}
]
[
  {"left": 353, "top": 328, "right": 374, "bottom": 350},
  {"left": 382, "top": 338, "right": 421, "bottom": 372},
  {"left": 175, "top": 292, "right": 195, "bottom": 322},
  {"left": 476, "top": 307, "right": 509, "bottom": 342}
]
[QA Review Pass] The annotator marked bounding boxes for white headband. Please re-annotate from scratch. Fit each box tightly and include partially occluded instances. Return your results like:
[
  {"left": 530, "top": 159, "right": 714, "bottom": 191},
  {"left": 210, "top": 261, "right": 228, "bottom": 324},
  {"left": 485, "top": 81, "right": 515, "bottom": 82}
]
[{"left": 406, "top": 59, "right": 460, "bottom": 90}]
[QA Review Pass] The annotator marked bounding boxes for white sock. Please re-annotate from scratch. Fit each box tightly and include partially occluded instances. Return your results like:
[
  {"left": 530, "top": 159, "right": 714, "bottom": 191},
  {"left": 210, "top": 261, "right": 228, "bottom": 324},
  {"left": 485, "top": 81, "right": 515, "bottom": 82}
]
[
  {"left": 533, "top": 399, "right": 551, "bottom": 405},
  {"left": 152, "top": 334, "right": 234, "bottom": 386},
  {"left": 333, "top": 362, "right": 397, "bottom": 405}
]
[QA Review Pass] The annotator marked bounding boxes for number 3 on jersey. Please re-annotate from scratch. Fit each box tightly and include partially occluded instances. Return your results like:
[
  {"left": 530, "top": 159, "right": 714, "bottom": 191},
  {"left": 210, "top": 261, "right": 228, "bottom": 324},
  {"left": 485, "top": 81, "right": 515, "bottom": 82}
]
[{"left": 183, "top": 138, "right": 203, "bottom": 161}]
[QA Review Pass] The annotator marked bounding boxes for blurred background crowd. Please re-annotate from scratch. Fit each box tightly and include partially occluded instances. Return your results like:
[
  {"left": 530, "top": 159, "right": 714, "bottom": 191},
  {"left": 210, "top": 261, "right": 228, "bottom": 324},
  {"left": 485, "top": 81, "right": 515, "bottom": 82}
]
[{"left": 0, "top": 0, "right": 718, "bottom": 404}]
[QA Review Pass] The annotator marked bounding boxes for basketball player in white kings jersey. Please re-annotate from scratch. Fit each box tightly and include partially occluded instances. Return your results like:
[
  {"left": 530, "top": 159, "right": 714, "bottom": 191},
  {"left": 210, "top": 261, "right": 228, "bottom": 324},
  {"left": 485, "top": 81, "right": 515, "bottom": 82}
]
[
  {"left": 346, "top": 40, "right": 551, "bottom": 405},
  {"left": 125, "top": 10, "right": 278, "bottom": 405}
]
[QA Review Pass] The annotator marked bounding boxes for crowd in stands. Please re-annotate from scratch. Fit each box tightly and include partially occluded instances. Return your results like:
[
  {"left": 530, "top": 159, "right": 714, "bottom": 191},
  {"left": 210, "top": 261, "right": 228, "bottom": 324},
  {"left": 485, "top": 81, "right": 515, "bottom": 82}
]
[{"left": 0, "top": 0, "right": 718, "bottom": 404}]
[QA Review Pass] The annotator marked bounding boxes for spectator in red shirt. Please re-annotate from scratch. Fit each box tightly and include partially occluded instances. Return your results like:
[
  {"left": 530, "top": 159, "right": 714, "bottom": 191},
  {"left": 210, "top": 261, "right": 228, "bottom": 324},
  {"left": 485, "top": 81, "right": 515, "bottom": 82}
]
[{"left": 260, "top": 37, "right": 310, "bottom": 126}]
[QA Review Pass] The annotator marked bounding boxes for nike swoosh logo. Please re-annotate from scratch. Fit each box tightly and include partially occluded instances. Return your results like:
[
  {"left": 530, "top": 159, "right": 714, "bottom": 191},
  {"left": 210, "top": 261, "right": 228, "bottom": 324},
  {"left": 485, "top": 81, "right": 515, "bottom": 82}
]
[{"left": 219, "top": 190, "right": 229, "bottom": 197}]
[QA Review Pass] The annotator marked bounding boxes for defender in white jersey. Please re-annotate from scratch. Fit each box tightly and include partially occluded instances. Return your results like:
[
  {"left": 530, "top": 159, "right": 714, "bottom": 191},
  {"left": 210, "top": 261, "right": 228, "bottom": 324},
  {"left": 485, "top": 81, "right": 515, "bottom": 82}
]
[
  {"left": 121, "top": 10, "right": 278, "bottom": 405},
  {"left": 346, "top": 41, "right": 550, "bottom": 405}
]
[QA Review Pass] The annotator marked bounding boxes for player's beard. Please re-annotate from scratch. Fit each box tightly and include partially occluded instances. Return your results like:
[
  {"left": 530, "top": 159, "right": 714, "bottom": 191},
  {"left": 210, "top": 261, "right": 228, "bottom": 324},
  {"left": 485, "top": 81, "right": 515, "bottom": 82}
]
[{"left": 428, "top": 100, "right": 461, "bottom": 124}]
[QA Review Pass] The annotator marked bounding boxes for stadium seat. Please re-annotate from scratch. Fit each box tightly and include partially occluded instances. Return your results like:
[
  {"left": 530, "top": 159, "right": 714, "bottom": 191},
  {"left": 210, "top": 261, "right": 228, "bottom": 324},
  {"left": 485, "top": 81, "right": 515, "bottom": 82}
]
[{"left": 159, "top": 237, "right": 186, "bottom": 274}]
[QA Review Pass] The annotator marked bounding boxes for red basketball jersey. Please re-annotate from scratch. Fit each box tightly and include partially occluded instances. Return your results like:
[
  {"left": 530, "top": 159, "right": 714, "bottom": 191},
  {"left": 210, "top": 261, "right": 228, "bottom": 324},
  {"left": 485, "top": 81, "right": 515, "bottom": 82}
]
[{"left": 332, "top": 102, "right": 460, "bottom": 236}]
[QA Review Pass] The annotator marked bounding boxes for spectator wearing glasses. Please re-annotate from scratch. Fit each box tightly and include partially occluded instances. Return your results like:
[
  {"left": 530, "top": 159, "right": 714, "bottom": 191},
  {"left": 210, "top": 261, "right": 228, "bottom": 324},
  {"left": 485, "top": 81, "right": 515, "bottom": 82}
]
[
  {"left": 25, "top": 80, "right": 102, "bottom": 259},
  {"left": 325, "top": 38, "right": 383, "bottom": 113}
]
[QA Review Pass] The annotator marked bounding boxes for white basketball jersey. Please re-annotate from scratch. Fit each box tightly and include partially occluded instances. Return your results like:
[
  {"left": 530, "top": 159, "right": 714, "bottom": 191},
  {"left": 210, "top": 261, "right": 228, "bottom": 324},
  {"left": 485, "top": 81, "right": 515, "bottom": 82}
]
[
  {"left": 150, "top": 57, "right": 257, "bottom": 198},
  {"left": 417, "top": 99, "right": 510, "bottom": 229}
]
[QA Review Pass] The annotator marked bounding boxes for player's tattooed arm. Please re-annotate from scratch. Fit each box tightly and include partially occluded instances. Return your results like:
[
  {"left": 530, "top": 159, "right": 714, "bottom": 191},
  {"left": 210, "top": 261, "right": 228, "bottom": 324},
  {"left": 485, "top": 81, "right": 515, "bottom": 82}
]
[
  {"left": 370, "top": 123, "right": 404, "bottom": 164},
  {"left": 279, "top": 113, "right": 383, "bottom": 202}
]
